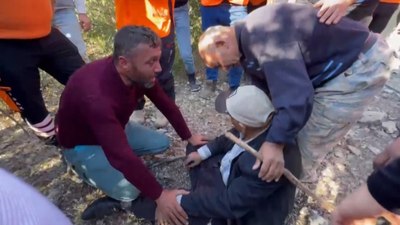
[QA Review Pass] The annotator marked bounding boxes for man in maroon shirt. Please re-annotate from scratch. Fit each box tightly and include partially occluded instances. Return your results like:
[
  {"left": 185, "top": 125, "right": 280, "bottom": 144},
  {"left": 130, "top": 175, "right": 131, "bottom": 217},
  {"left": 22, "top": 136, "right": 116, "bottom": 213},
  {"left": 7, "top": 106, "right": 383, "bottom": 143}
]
[{"left": 56, "top": 26, "right": 206, "bottom": 225}]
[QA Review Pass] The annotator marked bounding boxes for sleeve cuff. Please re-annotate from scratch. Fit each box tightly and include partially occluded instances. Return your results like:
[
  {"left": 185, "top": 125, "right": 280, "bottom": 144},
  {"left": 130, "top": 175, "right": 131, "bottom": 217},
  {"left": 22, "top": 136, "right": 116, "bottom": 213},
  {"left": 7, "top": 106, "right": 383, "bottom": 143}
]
[
  {"left": 176, "top": 195, "right": 182, "bottom": 205},
  {"left": 197, "top": 145, "right": 212, "bottom": 160}
]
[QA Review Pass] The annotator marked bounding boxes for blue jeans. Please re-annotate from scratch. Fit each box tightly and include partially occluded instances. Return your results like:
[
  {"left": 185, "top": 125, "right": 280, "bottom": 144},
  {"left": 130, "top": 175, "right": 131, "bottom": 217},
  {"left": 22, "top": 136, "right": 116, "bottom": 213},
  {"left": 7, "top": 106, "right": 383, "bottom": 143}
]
[
  {"left": 174, "top": 3, "right": 196, "bottom": 75},
  {"left": 200, "top": 4, "right": 247, "bottom": 88},
  {"left": 53, "top": 8, "right": 88, "bottom": 61},
  {"left": 63, "top": 122, "right": 170, "bottom": 202}
]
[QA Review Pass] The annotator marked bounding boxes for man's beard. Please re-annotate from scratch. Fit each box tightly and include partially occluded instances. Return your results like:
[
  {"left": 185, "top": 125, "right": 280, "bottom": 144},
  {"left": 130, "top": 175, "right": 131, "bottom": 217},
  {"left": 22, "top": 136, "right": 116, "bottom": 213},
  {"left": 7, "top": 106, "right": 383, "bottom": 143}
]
[{"left": 143, "top": 81, "right": 155, "bottom": 88}]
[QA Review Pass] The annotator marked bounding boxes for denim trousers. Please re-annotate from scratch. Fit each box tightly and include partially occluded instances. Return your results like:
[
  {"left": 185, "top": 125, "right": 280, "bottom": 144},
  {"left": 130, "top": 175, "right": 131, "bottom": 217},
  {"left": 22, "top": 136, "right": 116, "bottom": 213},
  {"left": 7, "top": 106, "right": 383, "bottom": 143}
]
[
  {"left": 53, "top": 8, "right": 88, "bottom": 61},
  {"left": 200, "top": 4, "right": 247, "bottom": 88},
  {"left": 174, "top": 3, "right": 196, "bottom": 75},
  {"left": 63, "top": 122, "right": 170, "bottom": 202}
]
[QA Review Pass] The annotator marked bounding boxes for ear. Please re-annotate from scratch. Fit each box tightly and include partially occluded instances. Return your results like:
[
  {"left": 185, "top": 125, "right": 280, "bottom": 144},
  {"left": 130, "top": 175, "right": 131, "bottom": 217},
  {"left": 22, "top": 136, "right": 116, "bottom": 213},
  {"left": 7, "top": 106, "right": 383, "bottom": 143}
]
[
  {"left": 117, "top": 56, "right": 129, "bottom": 68},
  {"left": 214, "top": 39, "right": 226, "bottom": 48}
]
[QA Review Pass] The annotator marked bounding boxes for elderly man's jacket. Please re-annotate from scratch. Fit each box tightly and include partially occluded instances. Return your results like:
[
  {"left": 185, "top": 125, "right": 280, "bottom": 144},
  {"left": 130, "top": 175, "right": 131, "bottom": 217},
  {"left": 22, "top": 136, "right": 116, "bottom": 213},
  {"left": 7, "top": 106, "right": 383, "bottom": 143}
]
[{"left": 181, "top": 129, "right": 302, "bottom": 225}]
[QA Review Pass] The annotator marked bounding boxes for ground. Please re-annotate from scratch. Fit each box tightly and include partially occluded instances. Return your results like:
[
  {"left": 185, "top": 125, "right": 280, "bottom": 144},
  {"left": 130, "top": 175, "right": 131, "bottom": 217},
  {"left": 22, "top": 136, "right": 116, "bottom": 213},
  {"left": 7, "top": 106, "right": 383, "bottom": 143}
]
[
  {"left": 1, "top": 1, "right": 400, "bottom": 224},
  {"left": 1, "top": 64, "right": 400, "bottom": 224}
]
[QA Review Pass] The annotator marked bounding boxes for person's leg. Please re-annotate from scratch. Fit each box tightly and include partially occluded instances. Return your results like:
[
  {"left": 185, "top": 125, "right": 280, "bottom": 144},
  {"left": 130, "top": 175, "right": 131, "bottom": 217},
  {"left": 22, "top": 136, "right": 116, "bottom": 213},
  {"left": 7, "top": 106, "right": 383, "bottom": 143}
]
[
  {"left": 174, "top": 3, "right": 200, "bottom": 92},
  {"left": 200, "top": 5, "right": 220, "bottom": 83},
  {"left": 199, "top": 6, "right": 224, "bottom": 99},
  {"left": 346, "top": 0, "right": 380, "bottom": 26},
  {"left": 153, "top": 30, "right": 176, "bottom": 127},
  {"left": 64, "top": 124, "right": 170, "bottom": 219},
  {"left": 227, "top": 5, "right": 247, "bottom": 90},
  {"left": 298, "top": 37, "right": 394, "bottom": 180},
  {"left": 369, "top": 3, "right": 398, "bottom": 34},
  {"left": 38, "top": 28, "right": 85, "bottom": 85},
  {"left": 125, "top": 122, "right": 170, "bottom": 155},
  {"left": 53, "top": 8, "right": 88, "bottom": 61},
  {"left": 0, "top": 39, "right": 56, "bottom": 141}
]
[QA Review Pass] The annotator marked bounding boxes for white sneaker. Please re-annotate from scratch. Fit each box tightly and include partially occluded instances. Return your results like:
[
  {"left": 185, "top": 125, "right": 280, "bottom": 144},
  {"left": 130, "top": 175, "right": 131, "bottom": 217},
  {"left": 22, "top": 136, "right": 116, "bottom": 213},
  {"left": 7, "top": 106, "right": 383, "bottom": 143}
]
[
  {"left": 155, "top": 111, "right": 168, "bottom": 128},
  {"left": 130, "top": 110, "right": 145, "bottom": 124}
]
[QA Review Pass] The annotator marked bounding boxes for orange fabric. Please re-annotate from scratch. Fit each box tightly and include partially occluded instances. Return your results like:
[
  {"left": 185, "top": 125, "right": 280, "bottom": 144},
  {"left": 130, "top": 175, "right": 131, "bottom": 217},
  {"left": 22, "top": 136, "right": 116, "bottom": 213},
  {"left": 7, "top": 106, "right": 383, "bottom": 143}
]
[
  {"left": 201, "top": 0, "right": 249, "bottom": 6},
  {"left": 0, "top": 0, "right": 53, "bottom": 39},
  {"left": 249, "top": 0, "right": 267, "bottom": 5},
  {"left": 380, "top": 0, "right": 400, "bottom": 3},
  {"left": 115, "top": 0, "right": 175, "bottom": 38},
  {"left": 0, "top": 87, "right": 20, "bottom": 113}
]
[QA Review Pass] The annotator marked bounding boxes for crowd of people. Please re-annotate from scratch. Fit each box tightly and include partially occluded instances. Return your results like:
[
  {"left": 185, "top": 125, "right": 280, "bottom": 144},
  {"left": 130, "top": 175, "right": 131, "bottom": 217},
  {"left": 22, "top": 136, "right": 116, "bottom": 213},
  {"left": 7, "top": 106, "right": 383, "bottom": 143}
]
[{"left": 0, "top": 0, "right": 400, "bottom": 225}]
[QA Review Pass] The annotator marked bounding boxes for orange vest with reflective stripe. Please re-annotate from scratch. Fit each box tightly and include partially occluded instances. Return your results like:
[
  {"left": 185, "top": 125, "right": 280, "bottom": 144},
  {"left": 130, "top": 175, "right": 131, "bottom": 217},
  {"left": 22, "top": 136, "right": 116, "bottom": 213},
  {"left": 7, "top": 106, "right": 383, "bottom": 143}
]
[
  {"left": 380, "top": 0, "right": 400, "bottom": 3},
  {"left": 201, "top": 0, "right": 249, "bottom": 6},
  {"left": 115, "top": 0, "right": 175, "bottom": 38},
  {"left": 0, "top": 0, "right": 53, "bottom": 39}
]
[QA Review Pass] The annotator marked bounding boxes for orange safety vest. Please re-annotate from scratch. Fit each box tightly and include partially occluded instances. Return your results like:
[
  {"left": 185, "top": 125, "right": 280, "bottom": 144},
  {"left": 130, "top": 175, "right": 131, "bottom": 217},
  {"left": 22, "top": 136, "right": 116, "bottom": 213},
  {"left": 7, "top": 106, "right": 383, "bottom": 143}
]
[
  {"left": 380, "top": 0, "right": 400, "bottom": 3},
  {"left": 0, "top": 0, "right": 53, "bottom": 39},
  {"left": 201, "top": 0, "right": 249, "bottom": 6},
  {"left": 115, "top": 0, "right": 175, "bottom": 38},
  {"left": 249, "top": 0, "right": 267, "bottom": 5}
]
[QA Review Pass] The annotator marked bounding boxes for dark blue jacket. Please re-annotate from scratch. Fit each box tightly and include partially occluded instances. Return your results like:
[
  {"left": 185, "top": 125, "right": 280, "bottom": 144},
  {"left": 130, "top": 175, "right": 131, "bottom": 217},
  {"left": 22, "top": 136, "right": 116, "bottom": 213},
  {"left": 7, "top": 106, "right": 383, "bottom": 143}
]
[{"left": 181, "top": 129, "right": 302, "bottom": 225}]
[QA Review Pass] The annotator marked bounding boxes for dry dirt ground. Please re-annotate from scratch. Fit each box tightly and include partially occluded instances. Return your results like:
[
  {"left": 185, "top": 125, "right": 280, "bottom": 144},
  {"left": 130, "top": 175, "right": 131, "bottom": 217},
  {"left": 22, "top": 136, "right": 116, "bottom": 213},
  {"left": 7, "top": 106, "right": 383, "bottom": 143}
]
[{"left": 1, "top": 61, "right": 400, "bottom": 225}]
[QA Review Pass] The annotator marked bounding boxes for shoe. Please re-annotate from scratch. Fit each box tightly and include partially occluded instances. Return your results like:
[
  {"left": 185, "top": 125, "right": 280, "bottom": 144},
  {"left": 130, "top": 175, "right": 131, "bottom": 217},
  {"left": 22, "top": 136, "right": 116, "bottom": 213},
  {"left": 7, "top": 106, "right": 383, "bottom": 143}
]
[
  {"left": 129, "top": 196, "right": 157, "bottom": 220},
  {"left": 189, "top": 80, "right": 201, "bottom": 92},
  {"left": 187, "top": 73, "right": 201, "bottom": 92},
  {"left": 81, "top": 196, "right": 122, "bottom": 220},
  {"left": 199, "top": 80, "right": 217, "bottom": 99},
  {"left": 155, "top": 111, "right": 168, "bottom": 128},
  {"left": 39, "top": 135, "right": 59, "bottom": 147},
  {"left": 130, "top": 110, "right": 145, "bottom": 124}
]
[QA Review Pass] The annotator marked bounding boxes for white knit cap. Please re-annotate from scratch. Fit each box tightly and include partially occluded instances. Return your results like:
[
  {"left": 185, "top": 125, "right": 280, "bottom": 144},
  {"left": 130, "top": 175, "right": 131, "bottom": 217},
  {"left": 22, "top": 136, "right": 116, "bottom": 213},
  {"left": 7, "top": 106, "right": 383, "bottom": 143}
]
[{"left": 226, "top": 85, "right": 274, "bottom": 128}]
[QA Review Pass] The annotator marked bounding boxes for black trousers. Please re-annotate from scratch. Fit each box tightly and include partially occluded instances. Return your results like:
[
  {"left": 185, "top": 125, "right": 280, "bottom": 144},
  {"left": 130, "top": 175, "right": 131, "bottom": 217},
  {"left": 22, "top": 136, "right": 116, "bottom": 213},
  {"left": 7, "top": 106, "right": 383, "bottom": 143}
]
[
  {"left": 136, "top": 28, "right": 176, "bottom": 110},
  {"left": 130, "top": 145, "right": 226, "bottom": 225},
  {"left": 0, "top": 28, "right": 84, "bottom": 124},
  {"left": 369, "top": 2, "right": 400, "bottom": 33}
]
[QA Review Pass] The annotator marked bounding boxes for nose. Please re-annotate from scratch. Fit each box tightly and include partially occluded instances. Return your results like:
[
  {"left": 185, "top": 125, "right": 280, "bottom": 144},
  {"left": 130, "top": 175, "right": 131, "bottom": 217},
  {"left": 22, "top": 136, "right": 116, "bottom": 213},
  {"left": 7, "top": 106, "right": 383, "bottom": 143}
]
[{"left": 154, "top": 61, "right": 162, "bottom": 73}]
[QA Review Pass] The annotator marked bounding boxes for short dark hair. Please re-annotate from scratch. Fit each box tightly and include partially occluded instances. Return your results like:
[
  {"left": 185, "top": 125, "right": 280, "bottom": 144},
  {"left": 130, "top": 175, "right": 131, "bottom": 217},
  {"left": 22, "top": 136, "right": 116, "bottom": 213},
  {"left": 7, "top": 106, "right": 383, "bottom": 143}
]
[{"left": 113, "top": 26, "right": 161, "bottom": 61}]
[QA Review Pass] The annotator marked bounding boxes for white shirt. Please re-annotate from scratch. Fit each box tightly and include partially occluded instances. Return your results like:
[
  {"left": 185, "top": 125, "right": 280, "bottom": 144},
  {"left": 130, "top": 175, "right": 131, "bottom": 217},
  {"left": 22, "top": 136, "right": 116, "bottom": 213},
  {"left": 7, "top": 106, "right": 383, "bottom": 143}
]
[{"left": 0, "top": 169, "right": 72, "bottom": 225}]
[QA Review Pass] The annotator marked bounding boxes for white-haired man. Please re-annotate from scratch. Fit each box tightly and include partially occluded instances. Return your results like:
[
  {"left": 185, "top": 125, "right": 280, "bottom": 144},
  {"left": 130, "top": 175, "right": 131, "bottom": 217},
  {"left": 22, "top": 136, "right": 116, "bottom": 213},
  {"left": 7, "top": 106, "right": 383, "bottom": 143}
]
[{"left": 198, "top": 3, "right": 396, "bottom": 182}]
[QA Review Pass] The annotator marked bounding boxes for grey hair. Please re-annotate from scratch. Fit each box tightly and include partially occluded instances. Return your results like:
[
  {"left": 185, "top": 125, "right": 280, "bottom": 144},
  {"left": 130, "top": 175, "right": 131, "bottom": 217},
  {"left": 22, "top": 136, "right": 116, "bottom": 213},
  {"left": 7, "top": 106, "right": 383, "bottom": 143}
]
[{"left": 113, "top": 26, "right": 161, "bottom": 61}]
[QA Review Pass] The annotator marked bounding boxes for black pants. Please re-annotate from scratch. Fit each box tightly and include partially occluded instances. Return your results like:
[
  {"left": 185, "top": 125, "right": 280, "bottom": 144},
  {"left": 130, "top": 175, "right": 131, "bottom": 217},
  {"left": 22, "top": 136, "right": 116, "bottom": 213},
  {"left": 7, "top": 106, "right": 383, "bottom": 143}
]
[
  {"left": 0, "top": 28, "right": 84, "bottom": 124},
  {"left": 130, "top": 145, "right": 225, "bottom": 225},
  {"left": 369, "top": 2, "right": 400, "bottom": 33},
  {"left": 346, "top": 0, "right": 380, "bottom": 26},
  {"left": 136, "top": 28, "right": 176, "bottom": 110},
  {"left": 300, "top": 0, "right": 379, "bottom": 26}
]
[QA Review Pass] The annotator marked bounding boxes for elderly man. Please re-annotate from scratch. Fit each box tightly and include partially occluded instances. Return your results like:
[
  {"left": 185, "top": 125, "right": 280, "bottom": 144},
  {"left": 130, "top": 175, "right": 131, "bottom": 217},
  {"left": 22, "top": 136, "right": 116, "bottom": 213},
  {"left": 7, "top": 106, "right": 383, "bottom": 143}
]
[
  {"left": 56, "top": 26, "right": 207, "bottom": 224},
  {"left": 114, "top": 85, "right": 302, "bottom": 225},
  {"left": 198, "top": 3, "right": 396, "bottom": 182}
]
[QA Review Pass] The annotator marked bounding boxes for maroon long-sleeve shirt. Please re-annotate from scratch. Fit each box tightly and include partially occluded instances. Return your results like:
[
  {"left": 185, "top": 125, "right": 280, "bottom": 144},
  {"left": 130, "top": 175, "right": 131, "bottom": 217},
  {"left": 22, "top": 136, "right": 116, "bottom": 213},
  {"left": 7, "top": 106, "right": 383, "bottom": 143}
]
[{"left": 56, "top": 57, "right": 192, "bottom": 200}]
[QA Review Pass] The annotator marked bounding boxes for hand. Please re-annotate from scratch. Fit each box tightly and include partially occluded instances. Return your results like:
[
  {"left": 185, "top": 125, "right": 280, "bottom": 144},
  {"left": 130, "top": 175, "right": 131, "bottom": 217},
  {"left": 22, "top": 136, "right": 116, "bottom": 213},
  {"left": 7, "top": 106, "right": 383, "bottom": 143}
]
[
  {"left": 187, "top": 134, "right": 208, "bottom": 146},
  {"left": 313, "top": 0, "right": 353, "bottom": 25},
  {"left": 78, "top": 13, "right": 92, "bottom": 32},
  {"left": 185, "top": 152, "right": 202, "bottom": 168},
  {"left": 252, "top": 141, "right": 284, "bottom": 182},
  {"left": 155, "top": 189, "right": 189, "bottom": 225},
  {"left": 331, "top": 184, "right": 388, "bottom": 225},
  {"left": 373, "top": 137, "right": 400, "bottom": 169}
]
